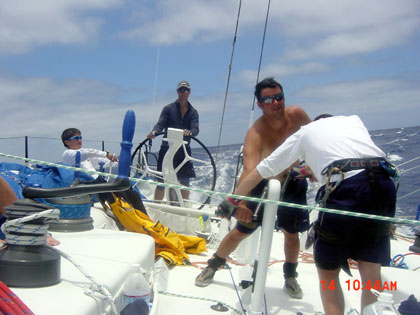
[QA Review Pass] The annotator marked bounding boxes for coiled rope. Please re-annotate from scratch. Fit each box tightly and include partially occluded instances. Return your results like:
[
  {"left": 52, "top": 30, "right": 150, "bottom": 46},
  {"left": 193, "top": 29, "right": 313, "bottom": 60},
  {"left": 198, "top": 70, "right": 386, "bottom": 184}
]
[
  {"left": 1, "top": 209, "right": 60, "bottom": 246},
  {"left": 0, "top": 186, "right": 119, "bottom": 314}
]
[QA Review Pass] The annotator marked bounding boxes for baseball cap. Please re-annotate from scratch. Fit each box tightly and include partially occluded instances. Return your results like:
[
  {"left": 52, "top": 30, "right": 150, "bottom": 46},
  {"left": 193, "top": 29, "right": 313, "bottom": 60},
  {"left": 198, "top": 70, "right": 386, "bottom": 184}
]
[{"left": 177, "top": 81, "right": 191, "bottom": 89}]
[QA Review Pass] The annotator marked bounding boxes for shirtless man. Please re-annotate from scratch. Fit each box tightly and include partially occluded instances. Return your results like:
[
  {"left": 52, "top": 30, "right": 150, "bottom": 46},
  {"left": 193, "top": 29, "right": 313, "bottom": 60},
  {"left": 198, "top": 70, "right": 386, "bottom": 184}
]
[{"left": 195, "top": 77, "right": 311, "bottom": 299}]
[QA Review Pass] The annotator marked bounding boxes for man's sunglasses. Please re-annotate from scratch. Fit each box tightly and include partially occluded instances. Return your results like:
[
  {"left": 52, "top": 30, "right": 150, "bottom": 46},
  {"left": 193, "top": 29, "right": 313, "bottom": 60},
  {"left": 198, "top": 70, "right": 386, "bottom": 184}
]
[
  {"left": 66, "top": 136, "right": 82, "bottom": 141},
  {"left": 178, "top": 87, "right": 191, "bottom": 93},
  {"left": 260, "top": 92, "right": 284, "bottom": 104}
]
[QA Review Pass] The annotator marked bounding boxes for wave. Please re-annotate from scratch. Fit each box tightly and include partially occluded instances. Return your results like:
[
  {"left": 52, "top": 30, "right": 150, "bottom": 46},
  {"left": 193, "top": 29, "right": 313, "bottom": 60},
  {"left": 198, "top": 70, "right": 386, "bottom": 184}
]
[{"left": 387, "top": 154, "right": 403, "bottom": 162}]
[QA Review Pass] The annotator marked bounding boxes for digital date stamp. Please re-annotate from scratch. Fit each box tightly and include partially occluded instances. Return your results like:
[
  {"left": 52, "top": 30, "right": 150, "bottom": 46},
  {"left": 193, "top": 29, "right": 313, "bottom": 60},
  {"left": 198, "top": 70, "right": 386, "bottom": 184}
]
[{"left": 321, "top": 279, "right": 397, "bottom": 291}]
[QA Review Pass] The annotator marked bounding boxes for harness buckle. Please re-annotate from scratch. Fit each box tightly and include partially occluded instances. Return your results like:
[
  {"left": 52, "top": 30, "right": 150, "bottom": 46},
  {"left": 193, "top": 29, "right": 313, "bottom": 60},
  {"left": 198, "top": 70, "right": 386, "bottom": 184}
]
[{"left": 319, "top": 167, "right": 344, "bottom": 207}]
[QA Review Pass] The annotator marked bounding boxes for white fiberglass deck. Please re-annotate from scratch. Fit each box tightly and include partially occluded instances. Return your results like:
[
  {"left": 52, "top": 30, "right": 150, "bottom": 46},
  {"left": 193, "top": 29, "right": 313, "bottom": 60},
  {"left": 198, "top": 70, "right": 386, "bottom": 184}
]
[
  {"left": 153, "top": 225, "right": 419, "bottom": 315},
  {"left": 13, "top": 210, "right": 155, "bottom": 315}
]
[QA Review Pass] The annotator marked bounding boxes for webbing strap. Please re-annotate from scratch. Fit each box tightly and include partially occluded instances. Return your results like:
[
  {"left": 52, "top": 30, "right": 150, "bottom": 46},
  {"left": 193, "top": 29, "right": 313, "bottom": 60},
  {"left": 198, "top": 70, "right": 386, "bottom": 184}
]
[{"left": 321, "top": 157, "right": 386, "bottom": 176}]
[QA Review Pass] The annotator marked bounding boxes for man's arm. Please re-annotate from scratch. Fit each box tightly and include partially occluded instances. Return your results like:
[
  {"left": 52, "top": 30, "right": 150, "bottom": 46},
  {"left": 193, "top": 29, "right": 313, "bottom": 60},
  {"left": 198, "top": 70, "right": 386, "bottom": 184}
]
[
  {"left": 234, "top": 168, "right": 263, "bottom": 198},
  {"left": 188, "top": 108, "right": 199, "bottom": 137},
  {"left": 233, "top": 127, "right": 263, "bottom": 222},
  {"left": 151, "top": 106, "right": 169, "bottom": 135},
  {"left": 238, "top": 127, "right": 262, "bottom": 185},
  {"left": 231, "top": 126, "right": 305, "bottom": 222},
  {"left": 62, "top": 148, "right": 108, "bottom": 166}
]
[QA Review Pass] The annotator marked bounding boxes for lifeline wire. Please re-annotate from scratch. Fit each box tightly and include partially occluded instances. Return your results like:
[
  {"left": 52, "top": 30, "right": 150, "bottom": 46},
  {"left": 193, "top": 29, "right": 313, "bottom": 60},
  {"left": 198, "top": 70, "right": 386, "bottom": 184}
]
[
  {"left": 399, "top": 164, "right": 420, "bottom": 174},
  {"left": 1, "top": 152, "right": 420, "bottom": 226},
  {"left": 398, "top": 187, "right": 420, "bottom": 200},
  {"left": 396, "top": 156, "right": 420, "bottom": 167}
]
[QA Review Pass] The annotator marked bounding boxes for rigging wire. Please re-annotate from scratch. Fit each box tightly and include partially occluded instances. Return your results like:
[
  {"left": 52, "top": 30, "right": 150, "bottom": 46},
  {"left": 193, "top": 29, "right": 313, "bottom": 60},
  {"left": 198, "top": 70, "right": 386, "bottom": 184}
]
[
  {"left": 227, "top": 264, "right": 247, "bottom": 314},
  {"left": 398, "top": 187, "right": 420, "bottom": 200},
  {"left": 249, "top": 0, "right": 272, "bottom": 127},
  {"left": 215, "top": 0, "right": 243, "bottom": 164},
  {"left": 150, "top": 2, "right": 167, "bottom": 132},
  {"left": 152, "top": 45, "right": 161, "bottom": 109},
  {"left": 399, "top": 164, "right": 420, "bottom": 174},
  {"left": 396, "top": 156, "right": 420, "bottom": 168}
]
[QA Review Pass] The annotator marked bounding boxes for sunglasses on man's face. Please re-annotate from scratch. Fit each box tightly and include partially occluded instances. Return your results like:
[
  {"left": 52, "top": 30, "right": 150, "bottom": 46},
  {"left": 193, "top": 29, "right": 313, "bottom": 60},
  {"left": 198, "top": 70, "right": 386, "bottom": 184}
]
[
  {"left": 67, "top": 136, "right": 82, "bottom": 141},
  {"left": 178, "top": 87, "right": 191, "bottom": 93},
  {"left": 260, "top": 92, "right": 284, "bottom": 104}
]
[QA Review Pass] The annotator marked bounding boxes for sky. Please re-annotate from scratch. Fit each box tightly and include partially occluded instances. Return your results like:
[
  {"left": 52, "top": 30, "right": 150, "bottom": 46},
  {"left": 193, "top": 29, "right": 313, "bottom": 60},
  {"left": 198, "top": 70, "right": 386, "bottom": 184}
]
[{"left": 0, "top": 0, "right": 419, "bottom": 163}]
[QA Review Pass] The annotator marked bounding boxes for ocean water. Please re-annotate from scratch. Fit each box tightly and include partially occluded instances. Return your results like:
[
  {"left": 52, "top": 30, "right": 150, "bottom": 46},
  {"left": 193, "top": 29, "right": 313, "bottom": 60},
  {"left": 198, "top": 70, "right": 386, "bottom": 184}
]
[
  {"left": 190, "top": 125, "right": 420, "bottom": 234},
  {"left": 370, "top": 126, "right": 420, "bottom": 221},
  {"left": 2, "top": 123, "right": 418, "bottom": 234}
]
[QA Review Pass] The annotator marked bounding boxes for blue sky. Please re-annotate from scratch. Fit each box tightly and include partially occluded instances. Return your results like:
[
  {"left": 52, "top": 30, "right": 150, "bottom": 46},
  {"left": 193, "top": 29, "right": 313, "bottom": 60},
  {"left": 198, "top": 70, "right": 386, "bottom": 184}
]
[{"left": 0, "top": 0, "right": 419, "bottom": 163}]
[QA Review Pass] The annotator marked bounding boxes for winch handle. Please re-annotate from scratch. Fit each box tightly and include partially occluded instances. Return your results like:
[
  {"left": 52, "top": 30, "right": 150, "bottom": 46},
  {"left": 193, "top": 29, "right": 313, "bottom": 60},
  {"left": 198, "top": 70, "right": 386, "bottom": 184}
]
[{"left": 22, "top": 110, "right": 136, "bottom": 199}]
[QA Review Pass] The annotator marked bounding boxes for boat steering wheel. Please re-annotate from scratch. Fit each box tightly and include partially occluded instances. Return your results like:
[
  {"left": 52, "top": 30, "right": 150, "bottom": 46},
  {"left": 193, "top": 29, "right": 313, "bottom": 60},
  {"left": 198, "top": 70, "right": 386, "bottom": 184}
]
[{"left": 130, "top": 132, "right": 217, "bottom": 209}]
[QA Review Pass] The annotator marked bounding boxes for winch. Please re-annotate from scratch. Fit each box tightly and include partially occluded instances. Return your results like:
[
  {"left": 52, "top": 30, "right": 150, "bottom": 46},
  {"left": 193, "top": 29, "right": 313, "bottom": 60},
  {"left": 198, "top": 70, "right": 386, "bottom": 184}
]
[{"left": 0, "top": 110, "right": 136, "bottom": 288}]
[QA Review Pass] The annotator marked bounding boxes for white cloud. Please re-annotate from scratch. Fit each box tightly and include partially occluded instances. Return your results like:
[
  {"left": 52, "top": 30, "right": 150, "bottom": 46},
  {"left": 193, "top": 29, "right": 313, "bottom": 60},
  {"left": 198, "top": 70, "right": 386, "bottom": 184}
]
[
  {"left": 0, "top": 0, "right": 122, "bottom": 54},
  {"left": 119, "top": 0, "right": 241, "bottom": 45},
  {"left": 295, "top": 76, "right": 420, "bottom": 129},
  {"left": 284, "top": 18, "right": 419, "bottom": 59},
  {"left": 0, "top": 0, "right": 419, "bottom": 164},
  {"left": 119, "top": 0, "right": 420, "bottom": 58},
  {"left": 1, "top": 0, "right": 418, "bottom": 61},
  {"left": 236, "top": 62, "right": 330, "bottom": 86}
]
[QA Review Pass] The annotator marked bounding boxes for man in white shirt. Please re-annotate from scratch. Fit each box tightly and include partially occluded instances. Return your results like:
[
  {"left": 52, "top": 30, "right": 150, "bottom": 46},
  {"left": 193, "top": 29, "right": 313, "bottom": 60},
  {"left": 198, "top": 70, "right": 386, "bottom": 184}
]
[
  {"left": 231, "top": 114, "right": 397, "bottom": 314},
  {"left": 61, "top": 128, "right": 146, "bottom": 214},
  {"left": 62, "top": 128, "right": 118, "bottom": 177}
]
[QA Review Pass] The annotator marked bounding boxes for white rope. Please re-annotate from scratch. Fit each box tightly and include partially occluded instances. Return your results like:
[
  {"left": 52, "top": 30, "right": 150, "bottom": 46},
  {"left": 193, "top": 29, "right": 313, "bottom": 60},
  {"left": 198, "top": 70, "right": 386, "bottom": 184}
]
[
  {"left": 2, "top": 209, "right": 60, "bottom": 245},
  {"left": 48, "top": 246, "right": 118, "bottom": 315}
]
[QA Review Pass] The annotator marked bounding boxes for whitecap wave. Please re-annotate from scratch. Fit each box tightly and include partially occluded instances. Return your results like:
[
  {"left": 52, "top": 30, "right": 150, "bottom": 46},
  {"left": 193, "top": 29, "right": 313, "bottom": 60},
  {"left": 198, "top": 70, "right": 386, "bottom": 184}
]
[{"left": 387, "top": 154, "right": 403, "bottom": 162}]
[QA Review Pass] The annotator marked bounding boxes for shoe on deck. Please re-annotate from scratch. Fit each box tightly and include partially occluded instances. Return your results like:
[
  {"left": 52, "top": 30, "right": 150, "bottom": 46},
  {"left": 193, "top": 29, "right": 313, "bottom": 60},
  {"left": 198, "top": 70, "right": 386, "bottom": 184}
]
[
  {"left": 283, "top": 277, "right": 303, "bottom": 299},
  {"left": 195, "top": 267, "right": 216, "bottom": 287}
]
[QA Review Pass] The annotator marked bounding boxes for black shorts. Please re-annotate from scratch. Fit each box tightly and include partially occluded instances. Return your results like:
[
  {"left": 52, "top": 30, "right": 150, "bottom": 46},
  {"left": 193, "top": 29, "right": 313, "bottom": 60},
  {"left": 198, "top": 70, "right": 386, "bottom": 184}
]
[
  {"left": 155, "top": 177, "right": 190, "bottom": 191},
  {"left": 314, "top": 170, "right": 396, "bottom": 269},
  {"left": 236, "top": 175, "right": 309, "bottom": 234},
  {"left": 314, "top": 235, "right": 391, "bottom": 270}
]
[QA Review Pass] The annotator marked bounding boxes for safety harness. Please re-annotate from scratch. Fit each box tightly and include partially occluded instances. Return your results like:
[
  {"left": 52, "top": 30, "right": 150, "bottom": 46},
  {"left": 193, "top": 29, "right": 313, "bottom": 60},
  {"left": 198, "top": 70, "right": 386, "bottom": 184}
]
[
  {"left": 316, "top": 157, "right": 397, "bottom": 245},
  {"left": 318, "top": 157, "right": 394, "bottom": 207}
]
